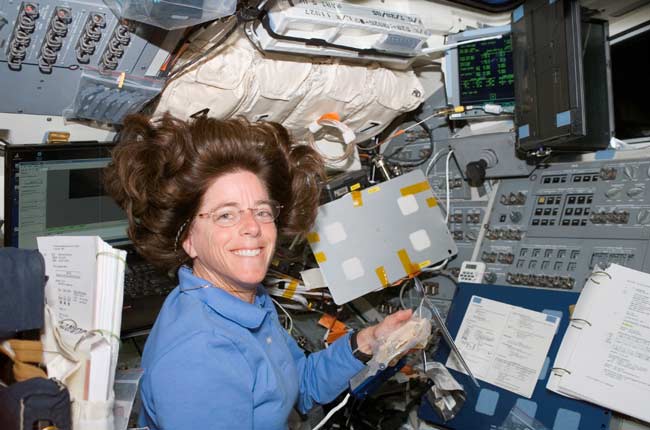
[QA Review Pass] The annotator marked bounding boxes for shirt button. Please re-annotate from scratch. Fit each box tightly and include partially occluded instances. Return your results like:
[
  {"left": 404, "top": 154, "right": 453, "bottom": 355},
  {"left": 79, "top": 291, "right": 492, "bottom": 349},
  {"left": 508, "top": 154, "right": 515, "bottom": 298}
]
[{"left": 266, "top": 336, "right": 272, "bottom": 344}]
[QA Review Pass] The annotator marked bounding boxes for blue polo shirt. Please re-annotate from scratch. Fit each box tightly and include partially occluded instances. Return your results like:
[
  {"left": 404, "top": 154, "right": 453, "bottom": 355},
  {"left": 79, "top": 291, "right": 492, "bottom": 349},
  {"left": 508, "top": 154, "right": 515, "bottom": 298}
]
[{"left": 138, "top": 267, "right": 365, "bottom": 430}]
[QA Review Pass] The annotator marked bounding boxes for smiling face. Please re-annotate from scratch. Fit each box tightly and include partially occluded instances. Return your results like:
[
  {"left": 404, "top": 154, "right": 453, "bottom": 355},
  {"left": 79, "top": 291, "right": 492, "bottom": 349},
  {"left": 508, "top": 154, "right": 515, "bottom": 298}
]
[{"left": 182, "top": 170, "right": 277, "bottom": 297}]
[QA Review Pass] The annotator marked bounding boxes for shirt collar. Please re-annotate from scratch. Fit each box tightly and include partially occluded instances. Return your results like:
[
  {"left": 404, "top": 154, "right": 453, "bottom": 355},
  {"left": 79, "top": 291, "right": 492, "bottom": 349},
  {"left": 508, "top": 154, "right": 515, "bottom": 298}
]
[{"left": 177, "top": 266, "right": 272, "bottom": 329}]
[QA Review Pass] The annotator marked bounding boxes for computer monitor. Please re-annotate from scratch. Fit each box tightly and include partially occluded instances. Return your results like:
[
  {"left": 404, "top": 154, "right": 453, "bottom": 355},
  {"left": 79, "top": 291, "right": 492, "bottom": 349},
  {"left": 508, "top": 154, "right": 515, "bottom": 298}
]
[
  {"left": 610, "top": 23, "right": 650, "bottom": 143},
  {"left": 445, "top": 24, "right": 514, "bottom": 120},
  {"left": 2, "top": 142, "right": 129, "bottom": 249}
]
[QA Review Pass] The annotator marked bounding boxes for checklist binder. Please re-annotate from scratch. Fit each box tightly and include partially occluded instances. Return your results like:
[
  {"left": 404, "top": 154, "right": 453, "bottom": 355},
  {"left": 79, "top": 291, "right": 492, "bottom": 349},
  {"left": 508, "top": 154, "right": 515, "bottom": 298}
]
[
  {"left": 548, "top": 264, "right": 650, "bottom": 423},
  {"left": 546, "top": 270, "right": 611, "bottom": 396},
  {"left": 418, "top": 282, "right": 611, "bottom": 430}
]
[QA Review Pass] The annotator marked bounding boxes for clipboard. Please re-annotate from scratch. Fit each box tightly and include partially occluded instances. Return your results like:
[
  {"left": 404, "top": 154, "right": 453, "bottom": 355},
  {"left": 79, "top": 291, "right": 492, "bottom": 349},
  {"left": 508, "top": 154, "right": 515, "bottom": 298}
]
[{"left": 418, "top": 282, "right": 611, "bottom": 430}]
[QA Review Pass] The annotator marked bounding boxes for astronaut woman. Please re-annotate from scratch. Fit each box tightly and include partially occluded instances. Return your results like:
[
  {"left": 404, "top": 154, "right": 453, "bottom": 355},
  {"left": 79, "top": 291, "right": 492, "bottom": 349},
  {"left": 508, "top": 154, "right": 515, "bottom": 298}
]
[{"left": 105, "top": 113, "right": 412, "bottom": 429}]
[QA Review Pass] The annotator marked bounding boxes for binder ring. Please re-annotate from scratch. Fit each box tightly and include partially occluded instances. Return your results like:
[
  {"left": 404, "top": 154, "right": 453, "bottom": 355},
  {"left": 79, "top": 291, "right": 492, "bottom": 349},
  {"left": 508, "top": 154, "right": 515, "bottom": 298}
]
[
  {"left": 569, "top": 318, "right": 592, "bottom": 327},
  {"left": 73, "top": 329, "right": 120, "bottom": 351},
  {"left": 96, "top": 250, "right": 127, "bottom": 265},
  {"left": 551, "top": 367, "right": 572, "bottom": 375},
  {"left": 589, "top": 270, "right": 612, "bottom": 285}
]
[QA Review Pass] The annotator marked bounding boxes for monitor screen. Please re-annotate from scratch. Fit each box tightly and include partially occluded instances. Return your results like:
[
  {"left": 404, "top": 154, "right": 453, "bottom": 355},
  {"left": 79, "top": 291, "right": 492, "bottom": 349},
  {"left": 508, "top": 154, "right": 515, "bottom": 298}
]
[
  {"left": 445, "top": 24, "right": 514, "bottom": 120},
  {"left": 458, "top": 34, "right": 514, "bottom": 106},
  {"left": 2, "top": 142, "right": 129, "bottom": 249},
  {"left": 610, "top": 24, "right": 650, "bottom": 142}
]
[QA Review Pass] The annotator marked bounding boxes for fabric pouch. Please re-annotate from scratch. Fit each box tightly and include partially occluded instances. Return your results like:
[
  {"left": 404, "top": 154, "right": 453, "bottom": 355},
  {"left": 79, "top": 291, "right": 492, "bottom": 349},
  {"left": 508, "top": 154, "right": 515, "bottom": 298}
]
[{"left": 0, "top": 341, "right": 72, "bottom": 430}]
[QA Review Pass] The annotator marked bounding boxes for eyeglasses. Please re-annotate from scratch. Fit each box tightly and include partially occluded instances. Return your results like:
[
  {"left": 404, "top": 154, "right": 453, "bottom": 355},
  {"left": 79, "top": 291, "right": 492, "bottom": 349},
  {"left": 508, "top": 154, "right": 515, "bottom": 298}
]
[{"left": 196, "top": 201, "right": 283, "bottom": 227}]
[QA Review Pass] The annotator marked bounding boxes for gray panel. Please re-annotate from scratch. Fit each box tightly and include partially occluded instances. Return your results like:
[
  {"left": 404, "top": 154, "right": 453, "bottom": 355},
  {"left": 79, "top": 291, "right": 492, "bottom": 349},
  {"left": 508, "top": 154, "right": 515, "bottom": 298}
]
[
  {"left": 310, "top": 169, "right": 458, "bottom": 304},
  {"left": 476, "top": 156, "right": 650, "bottom": 291},
  {"left": 448, "top": 132, "right": 535, "bottom": 179},
  {"left": 0, "top": 0, "right": 180, "bottom": 116}
]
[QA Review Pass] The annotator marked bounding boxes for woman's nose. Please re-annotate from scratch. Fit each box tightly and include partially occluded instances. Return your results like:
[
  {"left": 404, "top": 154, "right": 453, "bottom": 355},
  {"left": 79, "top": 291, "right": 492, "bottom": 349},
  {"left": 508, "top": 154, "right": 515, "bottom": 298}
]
[{"left": 239, "top": 209, "right": 262, "bottom": 236}]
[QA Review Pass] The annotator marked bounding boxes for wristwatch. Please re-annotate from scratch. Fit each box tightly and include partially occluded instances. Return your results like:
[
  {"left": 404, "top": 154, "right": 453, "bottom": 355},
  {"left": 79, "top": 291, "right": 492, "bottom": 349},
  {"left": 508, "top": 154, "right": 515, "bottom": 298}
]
[{"left": 350, "top": 330, "right": 373, "bottom": 363}]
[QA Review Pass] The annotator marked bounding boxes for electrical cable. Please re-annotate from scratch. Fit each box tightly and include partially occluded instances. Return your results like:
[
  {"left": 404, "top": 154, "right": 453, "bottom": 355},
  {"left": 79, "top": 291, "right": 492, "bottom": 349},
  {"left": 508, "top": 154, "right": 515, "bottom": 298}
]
[
  {"left": 271, "top": 297, "right": 294, "bottom": 334},
  {"left": 166, "top": 16, "right": 239, "bottom": 81},
  {"left": 358, "top": 135, "right": 386, "bottom": 152},
  {"left": 425, "top": 148, "right": 449, "bottom": 178},
  {"left": 383, "top": 119, "right": 432, "bottom": 160},
  {"left": 359, "top": 106, "right": 458, "bottom": 153},
  {"left": 398, "top": 278, "right": 414, "bottom": 310},
  {"left": 384, "top": 121, "right": 447, "bottom": 167},
  {"left": 419, "top": 34, "right": 504, "bottom": 55},
  {"left": 366, "top": 111, "right": 441, "bottom": 152},
  {"left": 444, "top": 150, "right": 455, "bottom": 224},
  {"left": 312, "top": 393, "right": 351, "bottom": 430},
  {"left": 421, "top": 258, "right": 449, "bottom": 273}
]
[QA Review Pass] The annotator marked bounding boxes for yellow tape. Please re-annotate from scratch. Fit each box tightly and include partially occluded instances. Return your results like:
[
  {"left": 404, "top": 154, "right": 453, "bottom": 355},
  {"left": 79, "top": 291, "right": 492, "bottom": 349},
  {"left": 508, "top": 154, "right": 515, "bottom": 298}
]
[
  {"left": 400, "top": 181, "right": 430, "bottom": 196},
  {"left": 426, "top": 197, "right": 438, "bottom": 207},
  {"left": 314, "top": 252, "right": 327, "bottom": 263},
  {"left": 418, "top": 260, "right": 431, "bottom": 269},
  {"left": 46, "top": 131, "right": 70, "bottom": 144},
  {"left": 117, "top": 72, "right": 126, "bottom": 89},
  {"left": 375, "top": 266, "right": 389, "bottom": 288},
  {"left": 397, "top": 249, "right": 420, "bottom": 277},
  {"left": 282, "top": 280, "right": 298, "bottom": 299},
  {"left": 350, "top": 183, "right": 361, "bottom": 191},
  {"left": 367, "top": 186, "right": 381, "bottom": 194},
  {"left": 306, "top": 232, "right": 320, "bottom": 244},
  {"left": 351, "top": 190, "right": 363, "bottom": 207}
]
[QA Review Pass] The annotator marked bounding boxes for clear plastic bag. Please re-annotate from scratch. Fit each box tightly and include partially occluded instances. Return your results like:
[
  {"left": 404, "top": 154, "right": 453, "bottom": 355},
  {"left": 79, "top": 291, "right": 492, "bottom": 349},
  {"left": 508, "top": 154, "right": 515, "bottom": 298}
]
[
  {"left": 367, "top": 314, "right": 432, "bottom": 376},
  {"left": 103, "top": 0, "right": 236, "bottom": 30},
  {"left": 65, "top": 67, "right": 164, "bottom": 125},
  {"left": 498, "top": 405, "right": 550, "bottom": 430},
  {"left": 424, "top": 362, "right": 466, "bottom": 422}
]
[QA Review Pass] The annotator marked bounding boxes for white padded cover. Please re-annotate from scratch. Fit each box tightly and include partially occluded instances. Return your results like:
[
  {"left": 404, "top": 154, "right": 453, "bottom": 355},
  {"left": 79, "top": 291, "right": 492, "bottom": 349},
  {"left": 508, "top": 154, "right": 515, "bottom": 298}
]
[{"left": 155, "top": 30, "right": 426, "bottom": 170}]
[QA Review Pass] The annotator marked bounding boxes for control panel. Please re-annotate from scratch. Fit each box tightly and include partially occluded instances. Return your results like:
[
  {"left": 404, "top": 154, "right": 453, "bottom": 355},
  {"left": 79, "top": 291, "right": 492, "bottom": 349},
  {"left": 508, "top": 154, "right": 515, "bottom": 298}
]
[
  {"left": 0, "top": 0, "right": 182, "bottom": 117},
  {"left": 476, "top": 156, "right": 650, "bottom": 291},
  {"left": 446, "top": 199, "right": 489, "bottom": 272}
]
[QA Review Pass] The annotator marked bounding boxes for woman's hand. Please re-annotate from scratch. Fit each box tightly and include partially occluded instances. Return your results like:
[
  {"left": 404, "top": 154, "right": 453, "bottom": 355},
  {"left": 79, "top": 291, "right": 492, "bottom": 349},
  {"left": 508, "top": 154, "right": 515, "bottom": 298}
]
[{"left": 355, "top": 309, "right": 413, "bottom": 355}]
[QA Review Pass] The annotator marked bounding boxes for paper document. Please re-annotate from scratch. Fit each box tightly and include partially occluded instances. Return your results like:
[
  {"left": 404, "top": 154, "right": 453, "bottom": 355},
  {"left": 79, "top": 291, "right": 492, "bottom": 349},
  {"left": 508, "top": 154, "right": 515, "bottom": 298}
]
[
  {"left": 550, "top": 264, "right": 650, "bottom": 422},
  {"left": 38, "top": 235, "right": 126, "bottom": 403},
  {"left": 38, "top": 236, "right": 100, "bottom": 345},
  {"left": 446, "top": 296, "right": 559, "bottom": 398}
]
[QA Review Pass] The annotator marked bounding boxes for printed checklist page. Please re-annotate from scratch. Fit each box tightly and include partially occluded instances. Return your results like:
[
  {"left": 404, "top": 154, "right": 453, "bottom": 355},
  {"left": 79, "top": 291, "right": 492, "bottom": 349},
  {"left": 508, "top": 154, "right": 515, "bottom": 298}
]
[{"left": 446, "top": 296, "right": 560, "bottom": 398}]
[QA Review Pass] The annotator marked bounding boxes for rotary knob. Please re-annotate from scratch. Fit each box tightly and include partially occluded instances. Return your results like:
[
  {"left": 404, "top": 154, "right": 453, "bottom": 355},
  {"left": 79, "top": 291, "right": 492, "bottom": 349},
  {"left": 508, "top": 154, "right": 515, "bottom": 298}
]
[
  {"left": 509, "top": 211, "right": 522, "bottom": 223},
  {"left": 624, "top": 166, "right": 638, "bottom": 180},
  {"left": 483, "top": 272, "right": 497, "bottom": 284},
  {"left": 637, "top": 209, "right": 650, "bottom": 225},
  {"left": 627, "top": 187, "right": 645, "bottom": 198},
  {"left": 605, "top": 187, "right": 623, "bottom": 199}
]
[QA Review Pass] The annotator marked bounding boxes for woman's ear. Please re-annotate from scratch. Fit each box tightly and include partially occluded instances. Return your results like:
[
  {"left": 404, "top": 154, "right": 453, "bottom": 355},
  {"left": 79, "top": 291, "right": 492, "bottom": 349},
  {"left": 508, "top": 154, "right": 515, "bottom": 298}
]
[{"left": 182, "top": 227, "right": 197, "bottom": 259}]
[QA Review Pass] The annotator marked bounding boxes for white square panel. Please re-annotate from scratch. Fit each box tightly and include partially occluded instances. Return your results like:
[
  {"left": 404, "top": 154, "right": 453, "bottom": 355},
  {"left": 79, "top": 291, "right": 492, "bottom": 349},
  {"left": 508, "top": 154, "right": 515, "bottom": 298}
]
[
  {"left": 397, "top": 194, "right": 419, "bottom": 215},
  {"left": 309, "top": 170, "right": 458, "bottom": 304},
  {"left": 342, "top": 257, "right": 364, "bottom": 280},
  {"left": 323, "top": 221, "right": 347, "bottom": 244},
  {"left": 409, "top": 229, "right": 431, "bottom": 251}
]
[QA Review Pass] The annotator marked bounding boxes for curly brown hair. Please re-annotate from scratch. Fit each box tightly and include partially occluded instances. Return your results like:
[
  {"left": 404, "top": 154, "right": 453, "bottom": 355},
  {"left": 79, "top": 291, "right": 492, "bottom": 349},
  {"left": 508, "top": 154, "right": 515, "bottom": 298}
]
[{"left": 104, "top": 113, "right": 324, "bottom": 271}]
